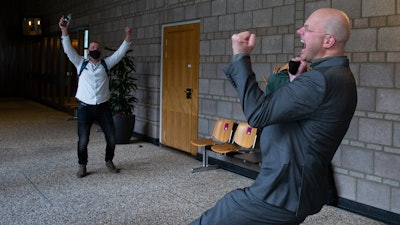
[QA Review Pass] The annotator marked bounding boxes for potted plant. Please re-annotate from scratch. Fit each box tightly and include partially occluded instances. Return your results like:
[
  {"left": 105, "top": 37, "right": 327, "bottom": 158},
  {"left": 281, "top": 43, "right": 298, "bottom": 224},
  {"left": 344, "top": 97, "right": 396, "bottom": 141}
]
[{"left": 106, "top": 47, "right": 138, "bottom": 144}]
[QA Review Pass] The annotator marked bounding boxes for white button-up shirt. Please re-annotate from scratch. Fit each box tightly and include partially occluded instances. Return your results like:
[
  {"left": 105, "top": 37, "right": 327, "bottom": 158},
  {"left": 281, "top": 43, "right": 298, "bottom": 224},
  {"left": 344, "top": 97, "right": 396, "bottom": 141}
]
[{"left": 61, "top": 35, "right": 131, "bottom": 105}]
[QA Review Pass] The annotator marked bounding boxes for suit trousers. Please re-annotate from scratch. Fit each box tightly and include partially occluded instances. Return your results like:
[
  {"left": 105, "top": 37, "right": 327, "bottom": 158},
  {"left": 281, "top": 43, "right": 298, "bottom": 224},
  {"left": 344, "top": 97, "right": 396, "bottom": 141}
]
[{"left": 189, "top": 188, "right": 306, "bottom": 225}]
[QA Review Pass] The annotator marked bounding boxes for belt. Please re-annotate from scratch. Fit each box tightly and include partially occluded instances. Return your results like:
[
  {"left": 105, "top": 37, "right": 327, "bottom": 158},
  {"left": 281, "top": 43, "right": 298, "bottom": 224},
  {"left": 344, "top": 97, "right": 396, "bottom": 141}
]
[{"left": 78, "top": 100, "right": 109, "bottom": 106}]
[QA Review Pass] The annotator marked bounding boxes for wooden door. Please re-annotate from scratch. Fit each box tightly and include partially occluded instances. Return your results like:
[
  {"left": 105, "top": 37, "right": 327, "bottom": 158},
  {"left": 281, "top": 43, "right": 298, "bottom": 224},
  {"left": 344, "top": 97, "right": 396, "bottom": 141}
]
[{"left": 161, "top": 23, "right": 199, "bottom": 155}]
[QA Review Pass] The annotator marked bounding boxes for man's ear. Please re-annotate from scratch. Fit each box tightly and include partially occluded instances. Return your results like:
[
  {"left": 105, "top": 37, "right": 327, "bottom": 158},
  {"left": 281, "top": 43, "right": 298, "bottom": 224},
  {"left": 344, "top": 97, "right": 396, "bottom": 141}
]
[{"left": 324, "top": 35, "right": 336, "bottom": 48}]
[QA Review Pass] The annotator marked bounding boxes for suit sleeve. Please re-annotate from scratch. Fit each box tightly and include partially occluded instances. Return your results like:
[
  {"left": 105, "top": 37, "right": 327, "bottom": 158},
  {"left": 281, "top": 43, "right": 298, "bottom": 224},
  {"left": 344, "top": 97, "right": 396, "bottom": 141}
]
[{"left": 223, "top": 55, "right": 326, "bottom": 128}]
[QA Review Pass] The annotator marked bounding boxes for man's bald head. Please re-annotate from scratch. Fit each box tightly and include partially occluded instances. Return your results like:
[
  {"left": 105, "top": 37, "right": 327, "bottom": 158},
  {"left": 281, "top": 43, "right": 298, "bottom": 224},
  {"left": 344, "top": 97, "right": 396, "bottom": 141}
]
[{"left": 309, "top": 8, "right": 351, "bottom": 44}]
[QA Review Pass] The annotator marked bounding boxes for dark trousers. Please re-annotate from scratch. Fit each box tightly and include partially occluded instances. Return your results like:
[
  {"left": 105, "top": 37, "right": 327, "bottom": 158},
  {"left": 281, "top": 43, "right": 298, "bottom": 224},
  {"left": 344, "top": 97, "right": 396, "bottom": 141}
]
[
  {"left": 189, "top": 188, "right": 306, "bottom": 225},
  {"left": 76, "top": 101, "right": 116, "bottom": 165}
]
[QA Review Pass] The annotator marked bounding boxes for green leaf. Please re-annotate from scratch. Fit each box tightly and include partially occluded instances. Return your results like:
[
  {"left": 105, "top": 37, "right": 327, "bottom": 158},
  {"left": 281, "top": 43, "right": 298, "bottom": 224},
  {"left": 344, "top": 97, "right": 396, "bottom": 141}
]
[{"left": 106, "top": 47, "right": 137, "bottom": 115}]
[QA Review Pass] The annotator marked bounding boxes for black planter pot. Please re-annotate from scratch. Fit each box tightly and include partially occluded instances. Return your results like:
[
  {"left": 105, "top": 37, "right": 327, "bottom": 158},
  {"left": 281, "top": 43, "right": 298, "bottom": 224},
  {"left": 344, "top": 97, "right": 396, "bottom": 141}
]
[{"left": 113, "top": 114, "right": 135, "bottom": 144}]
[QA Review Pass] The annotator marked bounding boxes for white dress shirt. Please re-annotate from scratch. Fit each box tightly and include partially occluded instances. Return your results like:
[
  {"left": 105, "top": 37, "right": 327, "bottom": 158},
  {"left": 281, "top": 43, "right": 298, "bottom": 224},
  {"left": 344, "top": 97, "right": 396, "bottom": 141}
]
[{"left": 61, "top": 35, "right": 131, "bottom": 105}]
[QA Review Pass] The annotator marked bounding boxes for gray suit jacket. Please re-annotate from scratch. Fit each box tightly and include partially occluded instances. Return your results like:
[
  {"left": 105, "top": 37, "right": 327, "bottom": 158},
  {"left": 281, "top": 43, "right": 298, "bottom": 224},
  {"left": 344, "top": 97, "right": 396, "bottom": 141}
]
[{"left": 224, "top": 55, "right": 357, "bottom": 216}]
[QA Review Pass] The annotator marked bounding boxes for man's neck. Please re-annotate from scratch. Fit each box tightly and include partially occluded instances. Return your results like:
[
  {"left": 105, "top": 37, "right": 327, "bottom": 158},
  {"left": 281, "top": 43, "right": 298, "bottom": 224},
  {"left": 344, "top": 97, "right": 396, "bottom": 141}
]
[{"left": 90, "top": 58, "right": 100, "bottom": 65}]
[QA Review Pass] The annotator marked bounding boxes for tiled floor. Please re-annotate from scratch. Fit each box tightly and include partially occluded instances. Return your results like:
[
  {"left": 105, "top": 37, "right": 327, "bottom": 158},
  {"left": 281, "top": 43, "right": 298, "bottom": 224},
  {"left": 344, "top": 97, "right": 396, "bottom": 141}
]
[{"left": 0, "top": 98, "right": 387, "bottom": 224}]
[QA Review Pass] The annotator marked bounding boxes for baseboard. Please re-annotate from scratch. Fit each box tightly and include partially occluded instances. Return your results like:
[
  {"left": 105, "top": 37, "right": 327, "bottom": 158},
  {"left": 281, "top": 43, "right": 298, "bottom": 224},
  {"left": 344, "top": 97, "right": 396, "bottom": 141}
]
[
  {"left": 208, "top": 156, "right": 259, "bottom": 179},
  {"left": 336, "top": 198, "right": 399, "bottom": 225},
  {"left": 132, "top": 132, "right": 159, "bottom": 146},
  {"left": 197, "top": 153, "right": 399, "bottom": 225}
]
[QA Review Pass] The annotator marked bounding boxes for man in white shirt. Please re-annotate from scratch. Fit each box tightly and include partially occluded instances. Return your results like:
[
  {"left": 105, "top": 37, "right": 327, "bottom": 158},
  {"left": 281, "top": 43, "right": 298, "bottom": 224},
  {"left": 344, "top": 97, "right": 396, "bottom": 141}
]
[{"left": 59, "top": 16, "right": 133, "bottom": 178}]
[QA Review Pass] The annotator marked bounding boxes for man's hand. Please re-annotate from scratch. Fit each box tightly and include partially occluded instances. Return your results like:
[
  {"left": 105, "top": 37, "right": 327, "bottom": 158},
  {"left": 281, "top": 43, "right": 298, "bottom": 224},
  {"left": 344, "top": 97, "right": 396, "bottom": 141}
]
[
  {"left": 59, "top": 16, "right": 69, "bottom": 36},
  {"left": 288, "top": 57, "right": 308, "bottom": 81},
  {"left": 231, "top": 31, "right": 256, "bottom": 55},
  {"left": 125, "top": 27, "right": 133, "bottom": 42},
  {"left": 59, "top": 16, "right": 69, "bottom": 28}
]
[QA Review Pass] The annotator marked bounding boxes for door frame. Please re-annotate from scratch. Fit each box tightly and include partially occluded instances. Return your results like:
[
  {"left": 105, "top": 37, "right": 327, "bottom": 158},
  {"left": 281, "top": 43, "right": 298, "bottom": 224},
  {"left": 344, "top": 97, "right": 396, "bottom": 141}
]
[{"left": 159, "top": 20, "right": 200, "bottom": 152}]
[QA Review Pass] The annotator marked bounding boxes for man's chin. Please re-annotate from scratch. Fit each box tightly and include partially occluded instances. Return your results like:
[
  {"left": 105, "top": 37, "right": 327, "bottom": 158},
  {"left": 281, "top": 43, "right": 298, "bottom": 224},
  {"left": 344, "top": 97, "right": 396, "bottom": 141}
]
[{"left": 299, "top": 50, "right": 306, "bottom": 60}]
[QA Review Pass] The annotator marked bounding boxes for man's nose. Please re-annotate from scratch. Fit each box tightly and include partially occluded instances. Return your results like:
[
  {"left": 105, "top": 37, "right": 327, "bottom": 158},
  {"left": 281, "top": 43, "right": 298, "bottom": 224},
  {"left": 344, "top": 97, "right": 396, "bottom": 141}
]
[{"left": 296, "top": 27, "right": 304, "bottom": 35}]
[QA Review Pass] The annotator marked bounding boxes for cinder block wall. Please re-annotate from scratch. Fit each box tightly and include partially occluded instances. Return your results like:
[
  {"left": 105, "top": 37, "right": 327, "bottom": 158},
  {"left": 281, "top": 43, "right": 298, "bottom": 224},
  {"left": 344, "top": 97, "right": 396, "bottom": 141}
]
[{"left": 25, "top": 0, "right": 400, "bottom": 214}]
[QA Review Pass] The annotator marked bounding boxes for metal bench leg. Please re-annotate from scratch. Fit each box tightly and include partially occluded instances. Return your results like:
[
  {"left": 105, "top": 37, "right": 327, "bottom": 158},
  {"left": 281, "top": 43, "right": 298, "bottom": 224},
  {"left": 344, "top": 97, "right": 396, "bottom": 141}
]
[{"left": 191, "top": 146, "right": 218, "bottom": 173}]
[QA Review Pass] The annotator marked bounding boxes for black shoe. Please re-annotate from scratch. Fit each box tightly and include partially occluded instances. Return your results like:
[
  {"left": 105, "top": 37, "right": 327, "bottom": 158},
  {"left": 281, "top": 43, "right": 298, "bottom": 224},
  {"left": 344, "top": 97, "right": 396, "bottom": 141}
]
[
  {"left": 106, "top": 161, "right": 119, "bottom": 173},
  {"left": 76, "top": 164, "right": 87, "bottom": 178}
]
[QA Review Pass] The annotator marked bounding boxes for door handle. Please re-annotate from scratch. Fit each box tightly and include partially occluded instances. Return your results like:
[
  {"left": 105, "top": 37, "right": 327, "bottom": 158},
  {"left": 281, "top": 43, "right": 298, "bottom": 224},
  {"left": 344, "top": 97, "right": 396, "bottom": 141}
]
[{"left": 185, "top": 88, "right": 192, "bottom": 99}]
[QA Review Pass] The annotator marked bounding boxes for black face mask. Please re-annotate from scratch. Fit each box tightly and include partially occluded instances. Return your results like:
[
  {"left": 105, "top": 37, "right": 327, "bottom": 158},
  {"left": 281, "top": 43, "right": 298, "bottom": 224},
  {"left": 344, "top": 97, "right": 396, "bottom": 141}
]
[{"left": 89, "top": 50, "right": 101, "bottom": 59}]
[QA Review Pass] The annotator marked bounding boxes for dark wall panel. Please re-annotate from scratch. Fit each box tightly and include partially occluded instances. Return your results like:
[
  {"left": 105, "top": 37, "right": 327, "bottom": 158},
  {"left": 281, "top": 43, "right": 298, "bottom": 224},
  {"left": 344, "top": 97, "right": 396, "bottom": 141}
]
[{"left": 0, "top": 1, "right": 23, "bottom": 97}]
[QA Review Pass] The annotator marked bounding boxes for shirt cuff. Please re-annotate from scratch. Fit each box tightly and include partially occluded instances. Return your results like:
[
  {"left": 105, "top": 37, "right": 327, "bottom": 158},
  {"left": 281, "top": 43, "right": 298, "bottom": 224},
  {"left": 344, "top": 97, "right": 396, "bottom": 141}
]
[{"left": 232, "top": 53, "right": 249, "bottom": 62}]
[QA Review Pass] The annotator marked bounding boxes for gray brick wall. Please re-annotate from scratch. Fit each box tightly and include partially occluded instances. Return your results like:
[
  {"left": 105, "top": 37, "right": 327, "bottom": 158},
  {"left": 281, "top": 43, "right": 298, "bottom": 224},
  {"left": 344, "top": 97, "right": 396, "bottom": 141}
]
[{"left": 27, "top": 0, "right": 400, "bottom": 215}]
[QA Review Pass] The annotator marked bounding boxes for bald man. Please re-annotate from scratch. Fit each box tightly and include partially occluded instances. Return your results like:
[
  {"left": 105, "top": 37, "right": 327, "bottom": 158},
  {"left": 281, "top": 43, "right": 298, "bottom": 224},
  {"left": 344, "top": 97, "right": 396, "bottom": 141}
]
[{"left": 189, "top": 8, "right": 357, "bottom": 225}]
